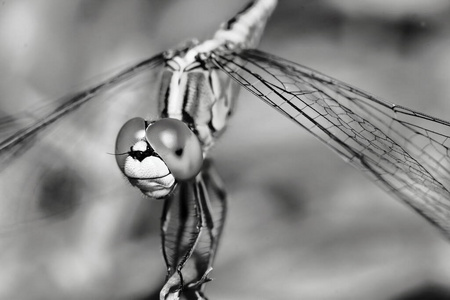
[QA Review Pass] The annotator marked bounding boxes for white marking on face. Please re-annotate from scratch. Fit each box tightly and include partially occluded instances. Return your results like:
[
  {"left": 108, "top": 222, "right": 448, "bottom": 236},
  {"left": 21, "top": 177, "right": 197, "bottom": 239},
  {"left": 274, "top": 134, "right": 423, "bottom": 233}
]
[
  {"left": 130, "top": 140, "right": 148, "bottom": 152},
  {"left": 123, "top": 155, "right": 170, "bottom": 179},
  {"left": 122, "top": 145, "right": 176, "bottom": 199}
]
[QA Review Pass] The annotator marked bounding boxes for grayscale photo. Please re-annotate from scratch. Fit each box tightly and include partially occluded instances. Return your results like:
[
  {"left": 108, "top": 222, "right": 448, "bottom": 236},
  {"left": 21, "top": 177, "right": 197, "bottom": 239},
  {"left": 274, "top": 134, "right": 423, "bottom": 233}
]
[{"left": 0, "top": 1, "right": 449, "bottom": 299}]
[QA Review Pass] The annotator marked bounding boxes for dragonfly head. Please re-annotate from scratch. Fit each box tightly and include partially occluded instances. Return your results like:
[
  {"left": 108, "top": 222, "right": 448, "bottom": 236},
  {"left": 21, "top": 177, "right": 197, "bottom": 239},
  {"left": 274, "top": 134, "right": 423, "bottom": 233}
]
[{"left": 115, "top": 117, "right": 203, "bottom": 199}]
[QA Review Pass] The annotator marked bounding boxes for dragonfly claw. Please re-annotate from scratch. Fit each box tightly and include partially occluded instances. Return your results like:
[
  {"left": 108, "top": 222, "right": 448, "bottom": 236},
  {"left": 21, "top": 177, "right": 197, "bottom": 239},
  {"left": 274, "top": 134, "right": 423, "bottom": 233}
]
[{"left": 186, "top": 267, "right": 214, "bottom": 289}]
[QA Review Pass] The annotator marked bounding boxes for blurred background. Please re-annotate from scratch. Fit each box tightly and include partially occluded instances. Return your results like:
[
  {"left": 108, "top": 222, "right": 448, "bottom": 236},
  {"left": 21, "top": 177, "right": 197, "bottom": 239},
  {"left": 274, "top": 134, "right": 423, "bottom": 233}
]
[{"left": 0, "top": 0, "right": 450, "bottom": 299}]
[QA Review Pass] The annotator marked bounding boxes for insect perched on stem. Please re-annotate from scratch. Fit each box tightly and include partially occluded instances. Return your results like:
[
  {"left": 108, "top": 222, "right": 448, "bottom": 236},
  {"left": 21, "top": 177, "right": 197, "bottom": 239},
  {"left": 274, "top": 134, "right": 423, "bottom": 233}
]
[{"left": 1, "top": 0, "right": 449, "bottom": 299}]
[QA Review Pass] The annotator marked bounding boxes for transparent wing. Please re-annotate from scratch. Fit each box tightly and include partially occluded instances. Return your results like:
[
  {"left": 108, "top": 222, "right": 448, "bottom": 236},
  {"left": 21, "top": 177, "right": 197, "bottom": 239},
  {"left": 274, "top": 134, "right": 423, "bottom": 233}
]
[
  {"left": 0, "top": 54, "right": 165, "bottom": 232},
  {"left": 0, "top": 53, "right": 165, "bottom": 167},
  {"left": 213, "top": 49, "right": 450, "bottom": 238}
]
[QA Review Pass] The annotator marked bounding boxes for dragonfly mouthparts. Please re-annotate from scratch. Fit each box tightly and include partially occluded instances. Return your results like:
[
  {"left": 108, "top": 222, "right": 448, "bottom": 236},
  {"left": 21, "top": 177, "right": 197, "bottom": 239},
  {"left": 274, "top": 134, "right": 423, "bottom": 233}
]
[{"left": 127, "top": 172, "right": 172, "bottom": 181}]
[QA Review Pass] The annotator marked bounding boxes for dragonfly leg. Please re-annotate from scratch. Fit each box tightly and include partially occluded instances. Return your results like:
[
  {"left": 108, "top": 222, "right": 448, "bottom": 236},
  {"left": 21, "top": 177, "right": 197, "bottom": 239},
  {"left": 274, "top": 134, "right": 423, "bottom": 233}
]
[
  {"left": 183, "top": 159, "right": 228, "bottom": 299},
  {"left": 160, "top": 182, "right": 204, "bottom": 300},
  {"left": 159, "top": 160, "right": 227, "bottom": 300},
  {"left": 200, "top": 159, "right": 228, "bottom": 259}
]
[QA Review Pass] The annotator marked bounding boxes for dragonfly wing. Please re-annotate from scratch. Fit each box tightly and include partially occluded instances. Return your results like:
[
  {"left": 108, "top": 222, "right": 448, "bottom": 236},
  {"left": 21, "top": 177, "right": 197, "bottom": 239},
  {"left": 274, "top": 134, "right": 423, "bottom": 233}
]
[
  {"left": 0, "top": 53, "right": 165, "bottom": 168},
  {"left": 214, "top": 49, "right": 450, "bottom": 238},
  {"left": 161, "top": 160, "right": 227, "bottom": 300}
]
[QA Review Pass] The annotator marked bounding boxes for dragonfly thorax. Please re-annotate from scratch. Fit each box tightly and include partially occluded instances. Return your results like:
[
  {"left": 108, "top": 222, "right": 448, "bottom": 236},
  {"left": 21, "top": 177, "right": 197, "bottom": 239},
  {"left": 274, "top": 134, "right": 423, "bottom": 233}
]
[{"left": 158, "top": 53, "right": 240, "bottom": 151}]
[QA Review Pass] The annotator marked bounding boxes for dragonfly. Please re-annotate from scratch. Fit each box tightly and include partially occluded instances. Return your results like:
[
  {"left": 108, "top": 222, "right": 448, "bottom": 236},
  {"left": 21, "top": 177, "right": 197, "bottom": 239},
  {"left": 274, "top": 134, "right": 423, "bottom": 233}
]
[{"left": 1, "top": 0, "right": 449, "bottom": 299}]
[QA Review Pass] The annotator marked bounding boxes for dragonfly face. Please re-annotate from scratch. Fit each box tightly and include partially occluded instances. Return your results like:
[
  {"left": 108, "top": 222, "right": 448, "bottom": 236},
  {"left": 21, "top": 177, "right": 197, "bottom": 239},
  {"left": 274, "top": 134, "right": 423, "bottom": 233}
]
[{"left": 115, "top": 117, "right": 203, "bottom": 198}]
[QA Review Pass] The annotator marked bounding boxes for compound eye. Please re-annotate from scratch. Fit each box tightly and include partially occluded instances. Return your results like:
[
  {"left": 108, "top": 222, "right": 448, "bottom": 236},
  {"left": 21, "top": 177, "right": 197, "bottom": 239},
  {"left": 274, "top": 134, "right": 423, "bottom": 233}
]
[
  {"left": 115, "top": 117, "right": 146, "bottom": 171},
  {"left": 146, "top": 118, "right": 203, "bottom": 180}
]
